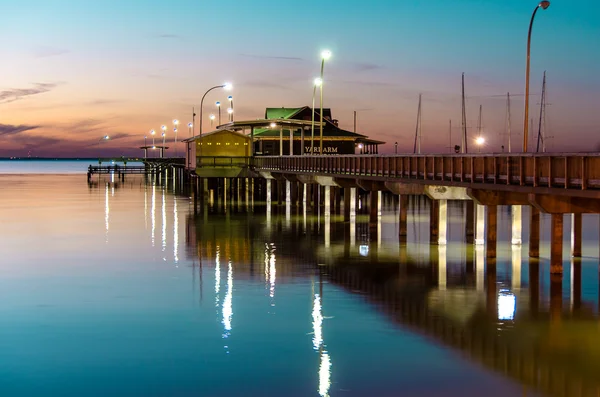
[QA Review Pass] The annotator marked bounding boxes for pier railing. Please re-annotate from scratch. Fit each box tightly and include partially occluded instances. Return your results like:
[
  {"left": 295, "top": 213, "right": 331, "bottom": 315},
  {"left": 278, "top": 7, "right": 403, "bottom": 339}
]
[{"left": 253, "top": 154, "right": 600, "bottom": 190}]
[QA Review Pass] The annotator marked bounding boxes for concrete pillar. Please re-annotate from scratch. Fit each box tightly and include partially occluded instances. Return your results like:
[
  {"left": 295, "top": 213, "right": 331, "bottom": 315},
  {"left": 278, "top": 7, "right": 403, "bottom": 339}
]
[
  {"left": 350, "top": 214, "right": 356, "bottom": 248},
  {"left": 343, "top": 188, "right": 350, "bottom": 220},
  {"left": 511, "top": 205, "right": 522, "bottom": 245},
  {"left": 325, "top": 186, "right": 331, "bottom": 216},
  {"left": 245, "top": 178, "right": 250, "bottom": 208},
  {"left": 369, "top": 191, "right": 378, "bottom": 225},
  {"left": 511, "top": 246, "right": 521, "bottom": 290},
  {"left": 475, "top": 204, "right": 485, "bottom": 245},
  {"left": 399, "top": 195, "right": 408, "bottom": 242},
  {"left": 430, "top": 200, "right": 439, "bottom": 244},
  {"left": 465, "top": 200, "right": 475, "bottom": 244},
  {"left": 324, "top": 213, "right": 331, "bottom": 248},
  {"left": 550, "top": 214, "right": 564, "bottom": 275},
  {"left": 303, "top": 183, "right": 307, "bottom": 207},
  {"left": 286, "top": 180, "right": 291, "bottom": 203},
  {"left": 529, "top": 207, "right": 540, "bottom": 258},
  {"left": 350, "top": 188, "right": 357, "bottom": 217},
  {"left": 377, "top": 191, "right": 382, "bottom": 217},
  {"left": 571, "top": 213, "right": 582, "bottom": 258},
  {"left": 486, "top": 205, "right": 497, "bottom": 258},
  {"left": 570, "top": 259, "right": 582, "bottom": 312},
  {"left": 438, "top": 199, "right": 448, "bottom": 245}
]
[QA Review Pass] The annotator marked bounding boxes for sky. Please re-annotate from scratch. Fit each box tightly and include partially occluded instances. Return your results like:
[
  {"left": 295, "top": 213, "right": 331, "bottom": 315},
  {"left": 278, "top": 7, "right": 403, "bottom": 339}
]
[{"left": 1, "top": 0, "right": 599, "bottom": 157}]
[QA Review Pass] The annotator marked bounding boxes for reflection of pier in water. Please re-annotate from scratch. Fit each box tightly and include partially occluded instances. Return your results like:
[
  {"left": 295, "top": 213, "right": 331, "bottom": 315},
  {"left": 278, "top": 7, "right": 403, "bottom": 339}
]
[{"left": 185, "top": 206, "right": 600, "bottom": 397}]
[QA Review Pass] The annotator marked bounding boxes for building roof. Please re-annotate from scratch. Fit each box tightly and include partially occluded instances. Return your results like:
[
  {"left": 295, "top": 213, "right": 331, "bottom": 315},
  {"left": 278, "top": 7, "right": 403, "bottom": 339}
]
[{"left": 182, "top": 129, "right": 250, "bottom": 142}]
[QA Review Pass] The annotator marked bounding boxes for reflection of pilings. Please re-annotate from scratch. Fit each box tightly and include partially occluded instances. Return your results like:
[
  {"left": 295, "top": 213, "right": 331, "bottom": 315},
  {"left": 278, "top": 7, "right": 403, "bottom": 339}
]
[
  {"left": 429, "top": 199, "right": 439, "bottom": 244},
  {"left": 399, "top": 195, "right": 408, "bottom": 243},
  {"left": 571, "top": 213, "right": 582, "bottom": 258},
  {"left": 369, "top": 191, "right": 378, "bottom": 225},
  {"left": 486, "top": 205, "right": 497, "bottom": 258},
  {"left": 529, "top": 207, "right": 540, "bottom": 258},
  {"left": 465, "top": 200, "right": 474, "bottom": 244},
  {"left": 570, "top": 259, "right": 582, "bottom": 312},
  {"left": 529, "top": 261, "right": 539, "bottom": 316},
  {"left": 511, "top": 205, "right": 522, "bottom": 245},
  {"left": 486, "top": 261, "right": 497, "bottom": 319},
  {"left": 550, "top": 214, "right": 564, "bottom": 275},
  {"left": 511, "top": 246, "right": 522, "bottom": 289},
  {"left": 343, "top": 188, "right": 351, "bottom": 221},
  {"left": 550, "top": 274, "right": 562, "bottom": 323}
]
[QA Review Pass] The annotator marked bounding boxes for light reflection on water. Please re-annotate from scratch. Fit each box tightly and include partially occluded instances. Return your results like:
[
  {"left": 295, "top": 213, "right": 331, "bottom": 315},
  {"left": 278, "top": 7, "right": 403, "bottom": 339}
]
[{"left": 2, "top": 173, "right": 600, "bottom": 397}]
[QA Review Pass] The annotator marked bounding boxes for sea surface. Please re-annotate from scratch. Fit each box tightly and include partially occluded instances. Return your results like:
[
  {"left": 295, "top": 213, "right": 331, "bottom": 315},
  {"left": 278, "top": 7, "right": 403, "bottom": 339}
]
[{"left": 1, "top": 160, "right": 599, "bottom": 397}]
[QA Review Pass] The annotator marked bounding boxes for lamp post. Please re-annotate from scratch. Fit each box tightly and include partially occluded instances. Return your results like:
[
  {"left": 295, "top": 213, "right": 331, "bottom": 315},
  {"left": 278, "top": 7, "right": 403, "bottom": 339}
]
[
  {"left": 319, "top": 50, "right": 331, "bottom": 155},
  {"left": 395, "top": 142, "right": 398, "bottom": 154},
  {"left": 311, "top": 77, "right": 322, "bottom": 155},
  {"left": 173, "top": 119, "right": 179, "bottom": 155},
  {"left": 150, "top": 129, "right": 155, "bottom": 146},
  {"left": 227, "top": 107, "right": 233, "bottom": 122},
  {"left": 209, "top": 114, "right": 215, "bottom": 128},
  {"left": 476, "top": 136, "right": 485, "bottom": 153},
  {"left": 228, "top": 95, "right": 234, "bottom": 122},
  {"left": 187, "top": 122, "right": 193, "bottom": 137},
  {"left": 358, "top": 143, "right": 364, "bottom": 154},
  {"left": 199, "top": 83, "right": 231, "bottom": 136},
  {"left": 216, "top": 101, "right": 221, "bottom": 126},
  {"left": 161, "top": 132, "right": 166, "bottom": 158},
  {"left": 522, "top": 1, "right": 550, "bottom": 153}
]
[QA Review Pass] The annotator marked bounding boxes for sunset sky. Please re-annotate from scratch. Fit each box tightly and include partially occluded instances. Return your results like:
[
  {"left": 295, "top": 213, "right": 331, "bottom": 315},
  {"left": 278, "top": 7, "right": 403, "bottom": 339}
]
[{"left": 1, "top": 0, "right": 599, "bottom": 157}]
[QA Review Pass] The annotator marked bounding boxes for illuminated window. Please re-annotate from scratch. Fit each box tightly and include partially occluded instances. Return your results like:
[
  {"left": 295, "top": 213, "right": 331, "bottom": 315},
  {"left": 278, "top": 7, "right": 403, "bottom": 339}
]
[
  {"left": 234, "top": 143, "right": 239, "bottom": 146},
  {"left": 216, "top": 142, "right": 221, "bottom": 145},
  {"left": 226, "top": 142, "right": 230, "bottom": 145},
  {"left": 244, "top": 143, "right": 248, "bottom": 146}
]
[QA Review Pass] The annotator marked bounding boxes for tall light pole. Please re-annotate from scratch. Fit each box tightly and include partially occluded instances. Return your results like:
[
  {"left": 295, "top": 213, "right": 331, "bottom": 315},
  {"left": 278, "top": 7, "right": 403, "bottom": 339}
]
[
  {"left": 187, "top": 122, "right": 193, "bottom": 138},
  {"left": 216, "top": 101, "right": 221, "bottom": 126},
  {"left": 227, "top": 107, "right": 233, "bottom": 122},
  {"left": 97, "top": 135, "right": 109, "bottom": 157},
  {"left": 173, "top": 119, "right": 179, "bottom": 155},
  {"left": 319, "top": 50, "right": 331, "bottom": 155},
  {"left": 522, "top": 1, "right": 550, "bottom": 152},
  {"left": 199, "top": 83, "right": 231, "bottom": 136},
  {"left": 476, "top": 136, "right": 485, "bottom": 153},
  {"left": 228, "top": 95, "right": 234, "bottom": 122},
  {"left": 311, "top": 77, "right": 322, "bottom": 155},
  {"left": 161, "top": 132, "right": 166, "bottom": 158},
  {"left": 209, "top": 114, "right": 216, "bottom": 128},
  {"left": 150, "top": 129, "right": 155, "bottom": 146}
]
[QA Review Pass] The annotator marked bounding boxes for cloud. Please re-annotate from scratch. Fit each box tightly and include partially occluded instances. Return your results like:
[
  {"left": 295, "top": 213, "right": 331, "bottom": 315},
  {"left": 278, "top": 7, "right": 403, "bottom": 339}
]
[
  {"left": 86, "top": 99, "right": 124, "bottom": 105},
  {"left": 351, "top": 62, "right": 382, "bottom": 72},
  {"left": 239, "top": 53, "right": 303, "bottom": 61},
  {"left": 33, "top": 46, "right": 69, "bottom": 58},
  {"left": 106, "top": 132, "right": 131, "bottom": 141},
  {"left": 66, "top": 118, "right": 105, "bottom": 134},
  {"left": 0, "top": 83, "right": 59, "bottom": 104},
  {"left": 0, "top": 123, "right": 40, "bottom": 136}
]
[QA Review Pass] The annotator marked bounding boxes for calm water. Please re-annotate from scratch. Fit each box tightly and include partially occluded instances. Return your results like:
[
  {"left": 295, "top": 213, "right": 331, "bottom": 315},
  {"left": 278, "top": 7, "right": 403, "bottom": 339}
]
[{"left": 1, "top": 161, "right": 599, "bottom": 397}]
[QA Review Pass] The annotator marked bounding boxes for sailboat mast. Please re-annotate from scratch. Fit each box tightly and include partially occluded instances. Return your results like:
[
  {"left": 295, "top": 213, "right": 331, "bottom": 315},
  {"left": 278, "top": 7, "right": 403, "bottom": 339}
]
[
  {"left": 449, "top": 119, "right": 452, "bottom": 153},
  {"left": 507, "top": 93, "right": 511, "bottom": 153},
  {"left": 461, "top": 73, "right": 468, "bottom": 153},
  {"left": 477, "top": 105, "right": 482, "bottom": 137},
  {"left": 536, "top": 71, "right": 547, "bottom": 153},
  {"left": 413, "top": 94, "right": 422, "bottom": 154}
]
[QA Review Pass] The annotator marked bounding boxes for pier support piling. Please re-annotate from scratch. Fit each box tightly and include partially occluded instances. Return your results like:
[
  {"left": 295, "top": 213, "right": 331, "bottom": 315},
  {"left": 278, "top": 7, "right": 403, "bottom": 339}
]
[
  {"left": 486, "top": 205, "right": 497, "bottom": 258},
  {"left": 399, "top": 195, "right": 408, "bottom": 242},
  {"left": 438, "top": 199, "right": 448, "bottom": 245},
  {"left": 571, "top": 213, "right": 582, "bottom": 258},
  {"left": 550, "top": 214, "right": 564, "bottom": 275},
  {"left": 475, "top": 204, "right": 485, "bottom": 245},
  {"left": 529, "top": 207, "right": 540, "bottom": 258}
]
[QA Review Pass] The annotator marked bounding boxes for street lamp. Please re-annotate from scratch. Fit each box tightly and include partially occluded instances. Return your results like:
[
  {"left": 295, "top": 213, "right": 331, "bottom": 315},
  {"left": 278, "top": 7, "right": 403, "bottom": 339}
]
[
  {"left": 358, "top": 143, "right": 364, "bottom": 154},
  {"left": 311, "top": 77, "right": 322, "bottom": 155},
  {"left": 150, "top": 129, "right": 155, "bottom": 146},
  {"left": 319, "top": 50, "right": 331, "bottom": 155},
  {"left": 97, "top": 135, "right": 109, "bottom": 157},
  {"left": 215, "top": 101, "right": 221, "bottom": 126},
  {"left": 476, "top": 136, "right": 485, "bottom": 153},
  {"left": 173, "top": 119, "right": 179, "bottom": 154},
  {"left": 187, "top": 122, "right": 193, "bottom": 137},
  {"left": 161, "top": 132, "right": 166, "bottom": 157},
  {"left": 522, "top": 1, "right": 550, "bottom": 153},
  {"left": 227, "top": 107, "right": 233, "bottom": 122},
  {"left": 228, "top": 95, "right": 234, "bottom": 122},
  {"left": 199, "top": 83, "right": 231, "bottom": 136},
  {"left": 395, "top": 142, "right": 398, "bottom": 154},
  {"left": 209, "top": 114, "right": 216, "bottom": 127}
]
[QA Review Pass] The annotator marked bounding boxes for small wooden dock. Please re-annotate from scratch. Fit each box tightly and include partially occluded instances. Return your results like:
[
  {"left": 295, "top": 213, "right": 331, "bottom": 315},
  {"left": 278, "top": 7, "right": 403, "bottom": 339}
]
[{"left": 87, "top": 157, "right": 186, "bottom": 182}]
